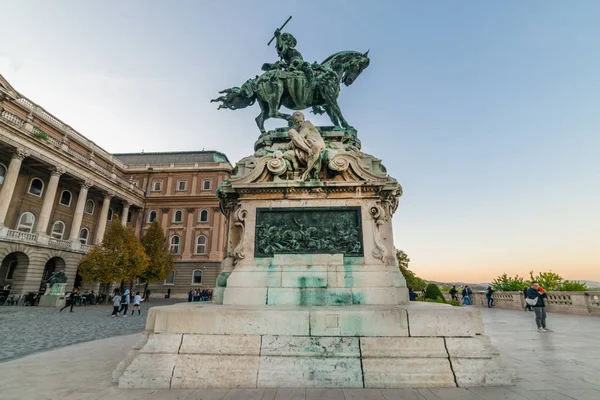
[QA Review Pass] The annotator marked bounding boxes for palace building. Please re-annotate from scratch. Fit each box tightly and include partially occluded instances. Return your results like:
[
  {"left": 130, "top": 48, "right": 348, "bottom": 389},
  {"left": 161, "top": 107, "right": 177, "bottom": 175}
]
[{"left": 0, "top": 73, "right": 232, "bottom": 300}]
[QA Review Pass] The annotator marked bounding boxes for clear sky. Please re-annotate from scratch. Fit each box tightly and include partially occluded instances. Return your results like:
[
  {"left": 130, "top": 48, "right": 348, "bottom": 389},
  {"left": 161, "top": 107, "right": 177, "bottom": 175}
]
[{"left": 2, "top": 1, "right": 599, "bottom": 282}]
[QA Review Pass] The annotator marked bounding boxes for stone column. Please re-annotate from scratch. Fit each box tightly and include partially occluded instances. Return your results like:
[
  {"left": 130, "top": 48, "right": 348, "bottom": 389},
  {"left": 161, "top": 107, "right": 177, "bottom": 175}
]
[
  {"left": 161, "top": 208, "right": 170, "bottom": 231},
  {"left": 0, "top": 148, "right": 29, "bottom": 226},
  {"left": 95, "top": 192, "right": 114, "bottom": 243},
  {"left": 210, "top": 209, "right": 222, "bottom": 260},
  {"left": 36, "top": 166, "right": 65, "bottom": 235},
  {"left": 182, "top": 208, "right": 195, "bottom": 258},
  {"left": 121, "top": 201, "right": 130, "bottom": 226},
  {"left": 69, "top": 180, "right": 93, "bottom": 241}
]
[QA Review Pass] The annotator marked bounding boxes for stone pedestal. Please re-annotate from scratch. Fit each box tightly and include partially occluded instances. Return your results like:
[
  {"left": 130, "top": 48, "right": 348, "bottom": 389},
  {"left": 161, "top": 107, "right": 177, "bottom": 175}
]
[
  {"left": 38, "top": 283, "right": 67, "bottom": 308},
  {"left": 116, "top": 126, "right": 512, "bottom": 389}
]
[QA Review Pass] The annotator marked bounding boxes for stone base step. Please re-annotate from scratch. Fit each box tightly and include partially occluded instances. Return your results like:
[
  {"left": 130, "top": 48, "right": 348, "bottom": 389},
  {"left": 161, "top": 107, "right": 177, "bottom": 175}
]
[{"left": 119, "top": 303, "right": 513, "bottom": 389}]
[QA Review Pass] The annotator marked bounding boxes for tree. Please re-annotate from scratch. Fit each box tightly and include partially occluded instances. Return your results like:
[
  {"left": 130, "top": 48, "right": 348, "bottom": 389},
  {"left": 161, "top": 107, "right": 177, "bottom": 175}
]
[
  {"left": 424, "top": 283, "right": 445, "bottom": 302},
  {"left": 78, "top": 221, "right": 149, "bottom": 295},
  {"left": 140, "top": 220, "right": 175, "bottom": 295},
  {"left": 396, "top": 250, "right": 426, "bottom": 291},
  {"left": 491, "top": 273, "right": 527, "bottom": 292},
  {"left": 530, "top": 271, "right": 562, "bottom": 291},
  {"left": 559, "top": 280, "right": 588, "bottom": 291}
]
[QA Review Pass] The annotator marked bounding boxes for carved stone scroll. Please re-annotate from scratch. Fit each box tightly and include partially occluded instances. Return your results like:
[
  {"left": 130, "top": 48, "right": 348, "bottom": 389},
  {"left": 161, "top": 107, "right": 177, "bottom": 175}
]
[
  {"left": 369, "top": 204, "right": 387, "bottom": 263},
  {"left": 232, "top": 207, "right": 248, "bottom": 264}
]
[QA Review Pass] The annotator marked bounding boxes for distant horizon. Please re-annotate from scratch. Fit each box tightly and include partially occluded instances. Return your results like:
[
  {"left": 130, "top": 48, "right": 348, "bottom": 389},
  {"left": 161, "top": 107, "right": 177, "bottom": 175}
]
[{"left": 2, "top": 1, "right": 598, "bottom": 282}]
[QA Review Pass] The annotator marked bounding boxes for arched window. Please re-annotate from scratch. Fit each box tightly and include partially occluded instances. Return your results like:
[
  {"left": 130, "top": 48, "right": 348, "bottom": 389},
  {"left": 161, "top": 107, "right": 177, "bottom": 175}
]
[
  {"left": 79, "top": 228, "right": 90, "bottom": 244},
  {"left": 195, "top": 235, "right": 207, "bottom": 254},
  {"left": 59, "top": 190, "right": 72, "bottom": 207},
  {"left": 28, "top": 178, "right": 44, "bottom": 196},
  {"left": 199, "top": 209, "right": 209, "bottom": 223},
  {"left": 173, "top": 209, "right": 183, "bottom": 223},
  {"left": 85, "top": 199, "right": 95, "bottom": 214},
  {"left": 107, "top": 208, "right": 114, "bottom": 221},
  {"left": 202, "top": 179, "right": 211, "bottom": 190},
  {"left": 170, "top": 235, "right": 180, "bottom": 254},
  {"left": 192, "top": 269, "right": 203, "bottom": 284},
  {"left": 6, "top": 260, "right": 17, "bottom": 280},
  {"left": 0, "top": 163, "right": 7, "bottom": 185},
  {"left": 17, "top": 212, "right": 35, "bottom": 233},
  {"left": 147, "top": 210, "right": 157, "bottom": 223},
  {"left": 152, "top": 180, "right": 162, "bottom": 191},
  {"left": 51, "top": 221, "right": 65, "bottom": 239}
]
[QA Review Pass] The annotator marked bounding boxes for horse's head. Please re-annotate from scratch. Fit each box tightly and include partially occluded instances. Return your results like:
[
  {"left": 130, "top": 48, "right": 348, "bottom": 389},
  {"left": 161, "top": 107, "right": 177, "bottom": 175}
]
[{"left": 342, "top": 50, "right": 370, "bottom": 86}]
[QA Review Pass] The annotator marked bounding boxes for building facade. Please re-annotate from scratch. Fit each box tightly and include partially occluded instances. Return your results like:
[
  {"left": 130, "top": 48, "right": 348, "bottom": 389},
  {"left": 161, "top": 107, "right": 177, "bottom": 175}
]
[
  {"left": 0, "top": 74, "right": 231, "bottom": 300},
  {"left": 115, "top": 152, "right": 231, "bottom": 298}
]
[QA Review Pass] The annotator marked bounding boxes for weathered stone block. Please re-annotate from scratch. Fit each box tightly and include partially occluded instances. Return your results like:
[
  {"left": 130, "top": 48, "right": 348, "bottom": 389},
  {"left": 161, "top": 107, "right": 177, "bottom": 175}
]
[
  {"left": 119, "top": 353, "right": 177, "bottom": 389},
  {"left": 362, "top": 358, "right": 456, "bottom": 388},
  {"left": 261, "top": 336, "right": 360, "bottom": 357},
  {"left": 403, "top": 304, "right": 480, "bottom": 337},
  {"left": 445, "top": 337, "right": 499, "bottom": 359},
  {"left": 223, "top": 288, "right": 267, "bottom": 305},
  {"left": 216, "top": 307, "right": 310, "bottom": 336},
  {"left": 451, "top": 357, "right": 514, "bottom": 387},
  {"left": 360, "top": 337, "right": 447, "bottom": 358},
  {"left": 180, "top": 334, "right": 261, "bottom": 355},
  {"left": 267, "top": 288, "right": 353, "bottom": 306},
  {"left": 310, "top": 307, "right": 409, "bottom": 337},
  {"left": 139, "top": 333, "right": 182, "bottom": 354},
  {"left": 171, "top": 354, "right": 259, "bottom": 388},
  {"left": 258, "top": 356, "right": 363, "bottom": 388}
]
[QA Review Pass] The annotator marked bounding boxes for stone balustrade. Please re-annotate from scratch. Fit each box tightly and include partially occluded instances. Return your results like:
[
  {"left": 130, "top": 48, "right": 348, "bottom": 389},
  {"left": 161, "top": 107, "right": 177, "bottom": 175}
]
[
  {"left": 0, "top": 227, "right": 92, "bottom": 254},
  {"left": 443, "top": 290, "right": 600, "bottom": 315}
]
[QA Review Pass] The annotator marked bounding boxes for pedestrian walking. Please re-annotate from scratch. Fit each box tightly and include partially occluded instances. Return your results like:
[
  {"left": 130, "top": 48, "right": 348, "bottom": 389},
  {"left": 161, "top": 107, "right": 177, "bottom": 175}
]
[
  {"left": 523, "top": 286, "right": 532, "bottom": 311},
  {"left": 111, "top": 291, "right": 121, "bottom": 317},
  {"left": 188, "top": 288, "right": 194, "bottom": 302},
  {"left": 119, "top": 289, "right": 130, "bottom": 317},
  {"left": 60, "top": 288, "right": 78, "bottom": 313},
  {"left": 525, "top": 281, "right": 553, "bottom": 333},
  {"left": 145, "top": 289, "right": 151, "bottom": 303},
  {"left": 131, "top": 292, "right": 144, "bottom": 315},
  {"left": 486, "top": 286, "right": 495, "bottom": 308}
]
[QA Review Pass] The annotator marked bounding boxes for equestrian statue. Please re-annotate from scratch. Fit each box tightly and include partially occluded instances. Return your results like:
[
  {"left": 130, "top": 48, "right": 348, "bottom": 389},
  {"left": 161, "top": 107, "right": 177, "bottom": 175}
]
[{"left": 211, "top": 17, "right": 370, "bottom": 134}]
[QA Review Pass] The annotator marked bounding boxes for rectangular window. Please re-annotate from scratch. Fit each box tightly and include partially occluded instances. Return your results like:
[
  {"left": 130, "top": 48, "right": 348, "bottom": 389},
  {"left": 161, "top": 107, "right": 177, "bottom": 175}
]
[
  {"left": 177, "top": 180, "right": 187, "bottom": 191},
  {"left": 165, "top": 271, "right": 176, "bottom": 285},
  {"left": 152, "top": 181, "right": 162, "bottom": 191},
  {"left": 202, "top": 180, "right": 211, "bottom": 190}
]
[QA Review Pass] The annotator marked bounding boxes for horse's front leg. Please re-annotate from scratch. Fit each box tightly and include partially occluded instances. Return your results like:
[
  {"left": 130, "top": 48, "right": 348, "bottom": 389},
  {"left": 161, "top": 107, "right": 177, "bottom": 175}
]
[
  {"left": 331, "top": 101, "right": 352, "bottom": 130},
  {"left": 323, "top": 105, "right": 340, "bottom": 128}
]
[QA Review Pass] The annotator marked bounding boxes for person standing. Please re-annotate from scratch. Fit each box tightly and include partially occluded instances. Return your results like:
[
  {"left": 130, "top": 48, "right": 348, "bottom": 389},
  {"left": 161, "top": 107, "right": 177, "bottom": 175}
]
[
  {"left": 145, "top": 289, "right": 151, "bottom": 303},
  {"left": 523, "top": 286, "right": 532, "bottom": 311},
  {"left": 408, "top": 288, "right": 417, "bottom": 301},
  {"left": 111, "top": 291, "right": 121, "bottom": 317},
  {"left": 486, "top": 286, "right": 495, "bottom": 308},
  {"left": 188, "top": 288, "right": 194, "bottom": 302},
  {"left": 525, "top": 281, "right": 553, "bottom": 333},
  {"left": 461, "top": 286, "right": 472, "bottom": 305},
  {"left": 131, "top": 292, "right": 144, "bottom": 316},
  {"left": 449, "top": 285, "right": 458, "bottom": 302},
  {"left": 119, "top": 289, "right": 130, "bottom": 317}
]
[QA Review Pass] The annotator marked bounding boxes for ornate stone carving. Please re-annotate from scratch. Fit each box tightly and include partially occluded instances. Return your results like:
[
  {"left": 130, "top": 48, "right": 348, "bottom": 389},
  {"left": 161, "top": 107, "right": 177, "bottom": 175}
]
[
  {"left": 161, "top": 208, "right": 170, "bottom": 213},
  {"left": 254, "top": 207, "right": 363, "bottom": 258},
  {"left": 51, "top": 166, "right": 66, "bottom": 176},
  {"left": 187, "top": 208, "right": 195, "bottom": 213},
  {"left": 13, "top": 148, "right": 30, "bottom": 160},
  {"left": 82, "top": 180, "right": 94, "bottom": 189},
  {"left": 232, "top": 207, "right": 248, "bottom": 264},
  {"left": 369, "top": 204, "right": 388, "bottom": 263}
]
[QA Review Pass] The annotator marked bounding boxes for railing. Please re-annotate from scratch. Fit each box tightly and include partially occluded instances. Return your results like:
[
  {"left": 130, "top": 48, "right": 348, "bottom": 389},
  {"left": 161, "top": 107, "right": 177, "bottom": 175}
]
[
  {"left": 443, "top": 291, "right": 600, "bottom": 315},
  {"left": 48, "top": 237, "right": 72, "bottom": 250},
  {"left": 1, "top": 110, "right": 25, "bottom": 127},
  {"left": 5, "top": 229, "right": 38, "bottom": 243},
  {"left": 80, "top": 244, "right": 93, "bottom": 253}
]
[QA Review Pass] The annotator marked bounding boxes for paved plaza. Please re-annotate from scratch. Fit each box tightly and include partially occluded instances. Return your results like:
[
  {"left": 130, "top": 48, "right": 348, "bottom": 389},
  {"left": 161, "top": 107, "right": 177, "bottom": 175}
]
[
  {"left": 0, "top": 307, "right": 599, "bottom": 399},
  {"left": 0, "top": 298, "right": 185, "bottom": 362}
]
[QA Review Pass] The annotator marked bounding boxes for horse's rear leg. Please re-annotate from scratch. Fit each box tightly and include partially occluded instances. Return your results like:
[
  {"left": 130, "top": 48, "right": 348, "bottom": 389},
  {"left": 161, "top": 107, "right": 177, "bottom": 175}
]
[{"left": 256, "top": 101, "right": 269, "bottom": 134}]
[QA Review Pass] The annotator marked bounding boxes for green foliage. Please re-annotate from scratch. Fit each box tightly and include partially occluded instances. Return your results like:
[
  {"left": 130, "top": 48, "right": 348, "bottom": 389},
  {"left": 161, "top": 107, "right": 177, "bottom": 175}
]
[
  {"left": 424, "top": 283, "right": 446, "bottom": 302},
  {"left": 529, "top": 270, "right": 562, "bottom": 291},
  {"left": 140, "top": 221, "right": 175, "bottom": 284},
  {"left": 78, "top": 221, "right": 149, "bottom": 284},
  {"left": 559, "top": 280, "right": 588, "bottom": 291},
  {"left": 448, "top": 299, "right": 461, "bottom": 307},
  {"left": 438, "top": 284, "right": 453, "bottom": 292},
  {"left": 34, "top": 130, "right": 49, "bottom": 141},
  {"left": 491, "top": 273, "right": 527, "bottom": 291},
  {"left": 396, "top": 250, "right": 426, "bottom": 291}
]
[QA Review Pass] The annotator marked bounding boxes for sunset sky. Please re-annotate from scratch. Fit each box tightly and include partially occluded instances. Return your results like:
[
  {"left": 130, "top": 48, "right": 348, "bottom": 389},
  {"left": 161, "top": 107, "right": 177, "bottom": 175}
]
[{"left": 2, "top": 1, "right": 599, "bottom": 282}]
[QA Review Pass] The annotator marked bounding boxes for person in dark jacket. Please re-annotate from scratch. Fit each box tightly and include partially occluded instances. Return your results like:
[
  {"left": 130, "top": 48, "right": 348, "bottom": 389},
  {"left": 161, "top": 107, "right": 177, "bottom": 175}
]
[
  {"left": 486, "top": 286, "right": 495, "bottom": 308},
  {"left": 408, "top": 288, "right": 417, "bottom": 301},
  {"left": 523, "top": 286, "right": 532, "bottom": 311},
  {"left": 525, "top": 281, "right": 553, "bottom": 333},
  {"left": 60, "top": 289, "right": 78, "bottom": 313}
]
